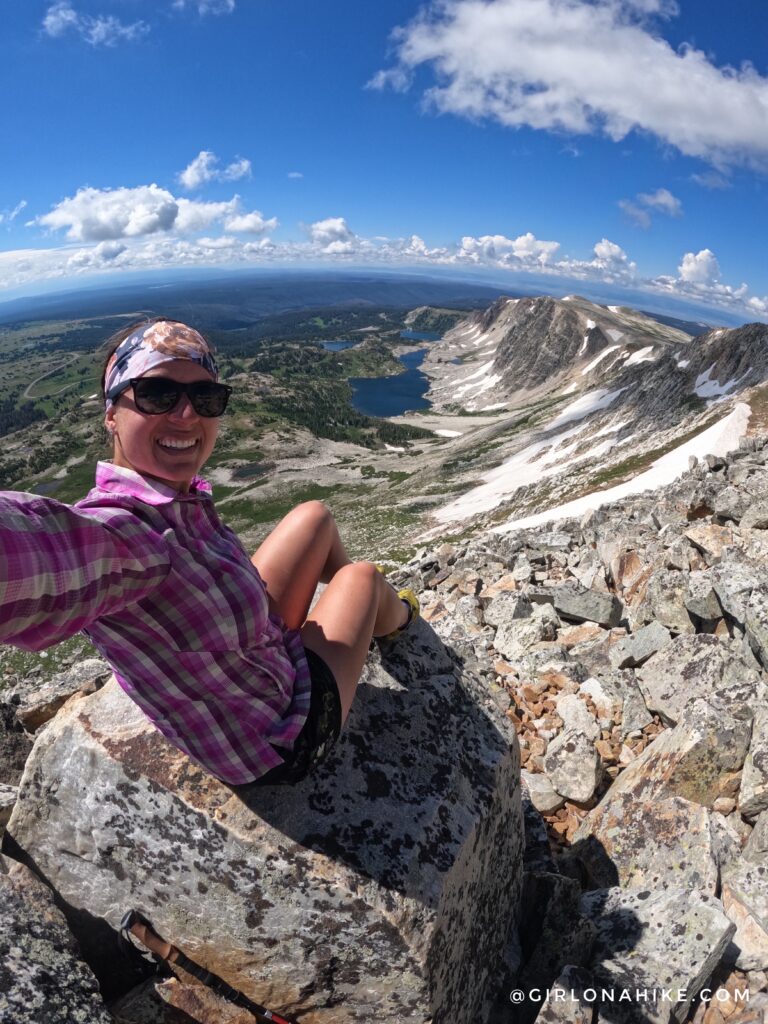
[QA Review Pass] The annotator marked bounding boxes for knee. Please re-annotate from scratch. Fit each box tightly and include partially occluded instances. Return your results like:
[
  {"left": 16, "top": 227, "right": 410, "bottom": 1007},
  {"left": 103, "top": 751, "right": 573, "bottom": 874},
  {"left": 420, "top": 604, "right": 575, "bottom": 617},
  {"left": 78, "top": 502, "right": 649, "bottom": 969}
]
[
  {"left": 294, "top": 500, "right": 334, "bottom": 535},
  {"left": 336, "top": 560, "right": 379, "bottom": 587}
]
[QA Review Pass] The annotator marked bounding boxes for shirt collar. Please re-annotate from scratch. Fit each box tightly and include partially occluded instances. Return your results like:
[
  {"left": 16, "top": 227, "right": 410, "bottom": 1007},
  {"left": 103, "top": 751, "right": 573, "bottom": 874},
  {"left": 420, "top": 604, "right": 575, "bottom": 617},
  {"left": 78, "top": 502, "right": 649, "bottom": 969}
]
[{"left": 94, "top": 461, "right": 213, "bottom": 506}]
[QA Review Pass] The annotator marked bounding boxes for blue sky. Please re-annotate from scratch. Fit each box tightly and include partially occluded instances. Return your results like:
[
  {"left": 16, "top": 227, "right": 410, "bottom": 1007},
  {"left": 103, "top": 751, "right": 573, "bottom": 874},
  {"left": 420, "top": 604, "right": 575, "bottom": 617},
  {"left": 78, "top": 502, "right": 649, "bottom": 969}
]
[{"left": 2, "top": 1, "right": 768, "bottom": 320}]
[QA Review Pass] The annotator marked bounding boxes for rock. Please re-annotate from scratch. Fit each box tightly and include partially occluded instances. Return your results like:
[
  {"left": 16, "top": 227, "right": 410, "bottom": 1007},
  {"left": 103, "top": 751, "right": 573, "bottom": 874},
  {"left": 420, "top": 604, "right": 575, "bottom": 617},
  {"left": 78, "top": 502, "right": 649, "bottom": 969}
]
[
  {"left": 484, "top": 592, "right": 533, "bottom": 630},
  {"left": 7, "top": 627, "right": 523, "bottom": 1024},
  {"left": 684, "top": 524, "right": 735, "bottom": 564},
  {"left": 554, "top": 694, "right": 600, "bottom": 741},
  {"left": 635, "top": 634, "right": 764, "bottom": 726},
  {"left": 532, "top": 965, "right": 594, "bottom": 1023},
  {"left": 0, "top": 700, "right": 32, "bottom": 786},
  {"left": 744, "top": 809, "right": 768, "bottom": 862},
  {"left": 714, "top": 484, "right": 750, "bottom": 522},
  {"left": 573, "top": 792, "right": 719, "bottom": 893},
  {"left": 685, "top": 571, "right": 724, "bottom": 626},
  {"left": 548, "top": 585, "right": 623, "bottom": 629},
  {"left": 630, "top": 568, "right": 695, "bottom": 635},
  {"left": 721, "top": 858, "right": 768, "bottom": 971},
  {"left": 0, "top": 854, "right": 112, "bottom": 1024},
  {"left": 10, "top": 658, "right": 111, "bottom": 731},
  {"left": 739, "top": 708, "right": 768, "bottom": 820},
  {"left": 518, "top": 873, "right": 596, "bottom": 995},
  {"left": 609, "top": 620, "right": 671, "bottom": 669},
  {"left": 741, "top": 500, "right": 768, "bottom": 529},
  {"left": 606, "top": 697, "right": 753, "bottom": 809},
  {"left": 544, "top": 729, "right": 600, "bottom": 803},
  {"left": 521, "top": 769, "right": 565, "bottom": 816},
  {"left": 494, "top": 615, "right": 555, "bottom": 660},
  {"left": 0, "top": 782, "right": 17, "bottom": 833},
  {"left": 711, "top": 558, "right": 759, "bottom": 628},
  {"left": 745, "top": 583, "right": 768, "bottom": 670},
  {"left": 581, "top": 887, "right": 735, "bottom": 1024}
]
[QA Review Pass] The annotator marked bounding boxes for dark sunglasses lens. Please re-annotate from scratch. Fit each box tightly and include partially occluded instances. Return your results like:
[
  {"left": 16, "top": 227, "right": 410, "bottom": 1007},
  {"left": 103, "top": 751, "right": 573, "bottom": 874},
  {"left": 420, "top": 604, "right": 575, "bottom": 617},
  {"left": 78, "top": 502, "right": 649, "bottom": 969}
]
[
  {"left": 133, "top": 379, "right": 179, "bottom": 413},
  {"left": 188, "top": 382, "right": 230, "bottom": 417}
]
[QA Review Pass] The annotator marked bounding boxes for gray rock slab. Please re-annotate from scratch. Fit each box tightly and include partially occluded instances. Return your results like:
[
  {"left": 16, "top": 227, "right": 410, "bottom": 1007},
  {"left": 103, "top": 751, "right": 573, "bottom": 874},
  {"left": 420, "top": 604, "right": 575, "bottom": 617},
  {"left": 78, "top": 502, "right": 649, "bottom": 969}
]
[
  {"left": 9, "top": 658, "right": 111, "bottom": 731},
  {"left": 740, "top": 707, "right": 768, "bottom": 820},
  {"left": 601, "top": 696, "right": 753, "bottom": 810},
  {"left": 684, "top": 570, "right": 724, "bottom": 624},
  {"left": 7, "top": 627, "right": 523, "bottom": 1024},
  {"left": 573, "top": 792, "right": 719, "bottom": 894},
  {"left": 544, "top": 729, "right": 600, "bottom": 803},
  {"left": 711, "top": 557, "right": 759, "bottom": 627},
  {"left": 550, "top": 585, "right": 623, "bottom": 628},
  {"left": 744, "top": 809, "right": 768, "bottom": 862},
  {"left": 745, "top": 583, "right": 768, "bottom": 670},
  {"left": 630, "top": 568, "right": 695, "bottom": 636},
  {"left": 721, "top": 858, "right": 768, "bottom": 971},
  {"left": 581, "top": 887, "right": 735, "bottom": 1024},
  {"left": 0, "top": 854, "right": 112, "bottom": 1024},
  {"left": 518, "top": 873, "right": 596, "bottom": 995},
  {"left": 483, "top": 592, "right": 533, "bottom": 630},
  {"left": 0, "top": 783, "right": 17, "bottom": 834},
  {"left": 555, "top": 694, "right": 600, "bottom": 741},
  {"left": 635, "top": 634, "right": 765, "bottom": 726},
  {"left": 0, "top": 701, "right": 32, "bottom": 787},
  {"left": 494, "top": 616, "right": 555, "bottom": 660},
  {"left": 609, "top": 621, "right": 671, "bottom": 669},
  {"left": 532, "top": 965, "right": 594, "bottom": 1024},
  {"left": 741, "top": 500, "right": 768, "bottom": 529}
]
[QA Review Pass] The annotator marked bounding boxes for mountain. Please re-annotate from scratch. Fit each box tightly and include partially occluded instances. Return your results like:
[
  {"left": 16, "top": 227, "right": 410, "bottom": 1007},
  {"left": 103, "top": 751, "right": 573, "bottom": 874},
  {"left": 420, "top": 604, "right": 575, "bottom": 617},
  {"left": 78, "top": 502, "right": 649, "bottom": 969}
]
[{"left": 406, "top": 295, "right": 768, "bottom": 538}]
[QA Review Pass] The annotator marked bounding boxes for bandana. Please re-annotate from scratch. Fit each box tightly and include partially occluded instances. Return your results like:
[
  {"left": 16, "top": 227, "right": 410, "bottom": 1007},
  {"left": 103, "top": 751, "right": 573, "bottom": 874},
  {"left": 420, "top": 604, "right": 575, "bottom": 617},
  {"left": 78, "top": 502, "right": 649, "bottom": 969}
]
[{"left": 104, "top": 321, "right": 219, "bottom": 410}]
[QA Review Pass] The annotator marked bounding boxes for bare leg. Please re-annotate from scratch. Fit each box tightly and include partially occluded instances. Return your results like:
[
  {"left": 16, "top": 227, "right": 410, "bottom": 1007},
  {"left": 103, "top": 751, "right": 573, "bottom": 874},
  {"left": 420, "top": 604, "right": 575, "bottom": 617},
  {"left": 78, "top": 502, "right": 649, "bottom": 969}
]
[
  {"left": 300, "top": 561, "right": 409, "bottom": 722},
  {"left": 251, "top": 501, "right": 352, "bottom": 629}
]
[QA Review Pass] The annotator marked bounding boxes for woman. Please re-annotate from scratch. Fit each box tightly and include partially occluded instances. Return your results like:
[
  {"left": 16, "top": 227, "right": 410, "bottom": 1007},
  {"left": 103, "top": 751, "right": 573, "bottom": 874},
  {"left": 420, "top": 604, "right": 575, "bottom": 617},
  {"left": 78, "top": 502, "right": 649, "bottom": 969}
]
[{"left": 0, "top": 318, "right": 418, "bottom": 786}]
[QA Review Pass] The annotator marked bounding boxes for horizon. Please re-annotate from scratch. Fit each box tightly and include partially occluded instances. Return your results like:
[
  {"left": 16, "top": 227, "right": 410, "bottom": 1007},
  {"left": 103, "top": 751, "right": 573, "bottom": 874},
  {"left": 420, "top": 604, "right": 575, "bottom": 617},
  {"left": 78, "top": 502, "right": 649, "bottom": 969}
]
[{"left": 3, "top": 2, "right": 767, "bottom": 323}]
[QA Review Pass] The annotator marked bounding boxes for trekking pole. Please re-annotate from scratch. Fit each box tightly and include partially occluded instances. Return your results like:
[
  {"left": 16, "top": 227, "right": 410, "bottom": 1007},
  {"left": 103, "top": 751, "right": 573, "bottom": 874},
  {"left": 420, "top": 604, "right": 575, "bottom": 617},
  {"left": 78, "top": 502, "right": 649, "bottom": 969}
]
[{"left": 119, "top": 909, "right": 298, "bottom": 1024}]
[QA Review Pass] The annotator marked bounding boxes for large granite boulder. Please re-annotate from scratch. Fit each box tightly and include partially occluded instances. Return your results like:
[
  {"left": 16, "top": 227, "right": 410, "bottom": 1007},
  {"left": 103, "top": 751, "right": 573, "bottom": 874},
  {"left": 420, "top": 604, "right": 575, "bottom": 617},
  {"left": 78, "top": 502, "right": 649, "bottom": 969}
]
[
  {"left": 6, "top": 626, "right": 522, "bottom": 1024},
  {"left": 0, "top": 854, "right": 112, "bottom": 1024}
]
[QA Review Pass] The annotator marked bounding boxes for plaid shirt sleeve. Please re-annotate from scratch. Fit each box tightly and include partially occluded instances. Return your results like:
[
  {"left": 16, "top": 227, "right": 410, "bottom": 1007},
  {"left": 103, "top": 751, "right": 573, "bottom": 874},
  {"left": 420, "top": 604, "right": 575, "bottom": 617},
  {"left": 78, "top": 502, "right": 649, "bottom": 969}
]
[{"left": 0, "top": 491, "right": 171, "bottom": 651}]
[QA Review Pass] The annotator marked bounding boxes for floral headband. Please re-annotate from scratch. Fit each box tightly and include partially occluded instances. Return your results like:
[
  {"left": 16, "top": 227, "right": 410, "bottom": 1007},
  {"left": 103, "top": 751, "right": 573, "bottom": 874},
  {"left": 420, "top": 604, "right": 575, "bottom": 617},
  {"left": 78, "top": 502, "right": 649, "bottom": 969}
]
[{"left": 104, "top": 321, "right": 219, "bottom": 410}]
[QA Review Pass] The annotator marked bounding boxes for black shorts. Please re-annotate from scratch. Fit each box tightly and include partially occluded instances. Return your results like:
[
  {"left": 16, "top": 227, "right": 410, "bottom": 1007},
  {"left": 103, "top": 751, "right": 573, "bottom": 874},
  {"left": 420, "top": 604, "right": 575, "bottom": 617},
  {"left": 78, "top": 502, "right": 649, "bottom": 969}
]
[{"left": 245, "top": 648, "right": 342, "bottom": 787}]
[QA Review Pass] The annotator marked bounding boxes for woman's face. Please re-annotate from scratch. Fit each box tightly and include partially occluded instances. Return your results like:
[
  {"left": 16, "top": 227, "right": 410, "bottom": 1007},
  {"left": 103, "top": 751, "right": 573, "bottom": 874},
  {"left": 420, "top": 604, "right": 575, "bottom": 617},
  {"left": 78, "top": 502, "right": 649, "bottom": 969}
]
[{"left": 104, "top": 360, "right": 220, "bottom": 492}]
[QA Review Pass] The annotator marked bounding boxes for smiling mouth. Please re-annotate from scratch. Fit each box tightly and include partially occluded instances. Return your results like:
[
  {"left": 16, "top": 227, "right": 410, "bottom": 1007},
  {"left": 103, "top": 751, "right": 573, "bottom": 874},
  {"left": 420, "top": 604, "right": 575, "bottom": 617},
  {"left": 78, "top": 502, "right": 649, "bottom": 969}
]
[{"left": 157, "top": 438, "right": 199, "bottom": 452}]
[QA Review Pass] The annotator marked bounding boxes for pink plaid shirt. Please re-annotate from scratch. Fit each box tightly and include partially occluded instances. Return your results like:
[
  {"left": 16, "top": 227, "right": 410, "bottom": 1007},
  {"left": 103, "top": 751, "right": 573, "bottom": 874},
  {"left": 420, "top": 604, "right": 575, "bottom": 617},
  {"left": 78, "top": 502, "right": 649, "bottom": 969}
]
[{"left": 0, "top": 462, "right": 311, "bottom": 784}]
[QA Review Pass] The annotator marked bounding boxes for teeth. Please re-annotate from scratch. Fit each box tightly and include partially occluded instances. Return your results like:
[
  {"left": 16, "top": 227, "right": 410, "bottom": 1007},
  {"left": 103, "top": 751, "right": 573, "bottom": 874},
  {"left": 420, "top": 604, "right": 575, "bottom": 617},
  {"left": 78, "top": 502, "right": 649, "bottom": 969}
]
[{"left": 158, "top": 438, "right": 197, "bottom": 450}]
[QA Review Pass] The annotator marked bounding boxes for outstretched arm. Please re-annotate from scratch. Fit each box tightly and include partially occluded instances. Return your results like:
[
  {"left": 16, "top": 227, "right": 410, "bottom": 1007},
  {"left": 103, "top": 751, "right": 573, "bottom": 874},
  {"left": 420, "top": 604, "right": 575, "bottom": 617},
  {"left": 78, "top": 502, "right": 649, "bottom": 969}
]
[{"left": 0, "top": 492, "right": 170, "bottom": 650}]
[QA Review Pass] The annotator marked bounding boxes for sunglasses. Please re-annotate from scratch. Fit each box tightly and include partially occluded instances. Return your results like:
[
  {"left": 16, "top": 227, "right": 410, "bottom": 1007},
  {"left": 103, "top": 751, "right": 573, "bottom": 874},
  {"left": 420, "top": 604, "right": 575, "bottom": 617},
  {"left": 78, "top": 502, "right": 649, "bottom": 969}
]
[{"left": 123, "top": 377, "right": 232, "bottom": 417}]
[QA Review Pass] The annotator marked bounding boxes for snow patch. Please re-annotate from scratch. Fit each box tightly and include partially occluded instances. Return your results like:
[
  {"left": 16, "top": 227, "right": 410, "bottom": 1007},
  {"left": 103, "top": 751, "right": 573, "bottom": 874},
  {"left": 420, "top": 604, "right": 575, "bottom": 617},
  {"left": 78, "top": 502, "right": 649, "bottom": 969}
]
[
  {"left": 384, "top": 444, "right": 405, "bottom": 452},
  {"left": 677, "top": 359, "right": 690, "bottom": 369},
  {"left": 435, "top": 429, "right": 462, "bottom": 437},
  {"left": 625, "top": 346, "right": 656, "bottom": 367},
  {"left": 581, "top": 346, "right": 621, "bottom": 375},
  {"left": 493, "top": 404, "right": 751, "bottom": 533},
  {"left": 550, "top": 388, "right": 626, "bottom": 429},
  {"left": 606, "top": 329, "right": 624, "bottom": 342},
  {"left": 694, "top": 364, "right": 751, "bottom": 399}
]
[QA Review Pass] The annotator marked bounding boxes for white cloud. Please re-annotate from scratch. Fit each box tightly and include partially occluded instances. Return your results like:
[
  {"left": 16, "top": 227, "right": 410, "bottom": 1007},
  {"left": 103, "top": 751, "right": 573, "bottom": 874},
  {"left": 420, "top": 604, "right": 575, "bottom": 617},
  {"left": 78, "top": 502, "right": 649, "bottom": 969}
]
[
  {"left": 458, "top": 231, "right": 559, "bottom": 267},
  {"left": 288, "top": 171, "right": 304, "bottom": 180},
  {"left": 178, "top": 151, "right": 252, "bottom": 190},
  {"left": 678, "top": 248, "right": 720, "bottom": 285},
  {"left": 172, "top": 0, "right": 236, "bottom": 14},
  {"left": 224, "top": 210, "right": 278, "bottom": 233},
  {"left": 691, "top": 171, "right": 730, "bottom": 190},
  {"left": 308, "top": 217, "right": 357, "bottom": 251},
  {"left": 372, "top": 0, "right": 768, "bottom": 169},
  {"left": 0, "top": 200, "right": 27, "bottom": 226},
  {"left": 36, "top": 185, "right": 276, "bottom": 241},
  {"left": 620, "top": 186, "right": 682, "bottom": 226},
  {"left": 43, "top": 2, "right": 148, "bottom": 46}
]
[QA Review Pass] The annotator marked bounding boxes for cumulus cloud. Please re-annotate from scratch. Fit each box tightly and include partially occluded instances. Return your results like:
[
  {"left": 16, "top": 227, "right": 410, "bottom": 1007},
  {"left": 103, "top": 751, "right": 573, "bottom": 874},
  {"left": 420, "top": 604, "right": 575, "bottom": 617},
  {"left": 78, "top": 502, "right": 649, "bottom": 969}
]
[
  {"left": 43, "top": 2, "right": 148, "bottom": 46},
  {"left": 620, "top": 186, "right": 682, "bottom": 226},
  {"left": 457, "top": 231, "right": 560, "bottom": 266},
  {"left": 308, "top": 217, "right": 358, "bottom": 253},
  {"left": 172, "top": 0, "right": 236, "bottom": 14},
  {"left": 178, "top": 151, "right": 252, "bottom": 190},
  {"left": 371, "top": 0, "right": 768, "bottom": 169},
  {"left": 678, "top": 248, "right": 720, "bottom": 285},
  {"left": 36, "top": 185, "right": 276, "bottom": 241}
]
